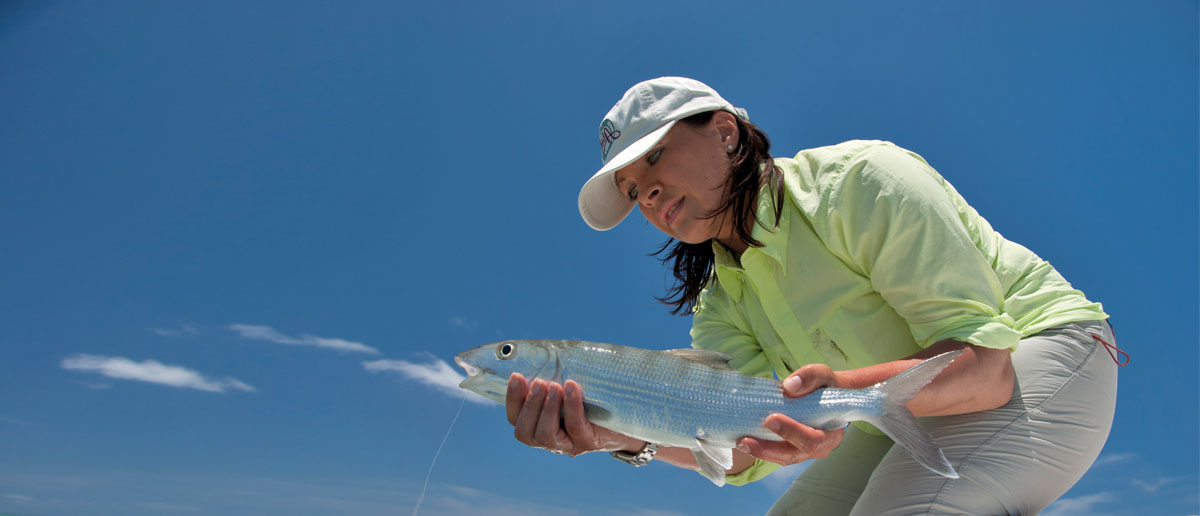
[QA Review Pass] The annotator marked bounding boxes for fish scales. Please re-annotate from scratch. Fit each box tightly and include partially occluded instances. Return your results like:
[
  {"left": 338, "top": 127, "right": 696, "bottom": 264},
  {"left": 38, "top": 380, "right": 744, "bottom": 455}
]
[
  {"left": 456, "top": 339, "right": 962, "bottom": 486},
  {"left": 563, "top": 344, "right": 779, "bottom": 442}
]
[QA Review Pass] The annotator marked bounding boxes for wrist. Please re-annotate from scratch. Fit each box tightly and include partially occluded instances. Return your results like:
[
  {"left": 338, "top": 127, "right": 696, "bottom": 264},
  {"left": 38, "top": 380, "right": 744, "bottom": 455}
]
[
  {"left": 610, "top": 440, "right": 659, "bottom": 467},
  {"left": 615, "top": 435, "right": 646, "bottom": 453},
  {"left": 829, "top": 369, "right": 845, "bottom": 389}
]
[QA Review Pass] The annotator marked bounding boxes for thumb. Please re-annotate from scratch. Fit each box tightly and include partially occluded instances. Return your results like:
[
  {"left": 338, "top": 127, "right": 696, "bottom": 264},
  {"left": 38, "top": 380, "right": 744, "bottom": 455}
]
[{"left": 781, "top": 364, "right": 834, "bottom": 398}]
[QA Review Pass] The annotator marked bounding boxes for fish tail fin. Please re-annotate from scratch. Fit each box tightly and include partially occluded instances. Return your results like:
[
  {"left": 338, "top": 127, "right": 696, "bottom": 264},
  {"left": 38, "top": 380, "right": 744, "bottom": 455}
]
[{"left": 862, "top": 350, "right": 963, "bottom": 479}]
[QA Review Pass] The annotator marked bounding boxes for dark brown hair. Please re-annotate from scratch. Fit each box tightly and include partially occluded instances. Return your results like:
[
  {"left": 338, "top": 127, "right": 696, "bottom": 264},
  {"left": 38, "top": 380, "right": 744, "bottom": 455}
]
[{"left": 654, "top": 111, "right": 784, "bottom": 314}]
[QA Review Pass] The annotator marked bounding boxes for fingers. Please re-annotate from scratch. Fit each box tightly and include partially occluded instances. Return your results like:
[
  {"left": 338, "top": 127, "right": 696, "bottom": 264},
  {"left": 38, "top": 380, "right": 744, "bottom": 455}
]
[
  {"left": 505, "top": 373, "right": 528, "bottom": 425},
  {"left": 781, "top": 363, "right": 836, "bottom": 398},
  {"left": 507, "top": 377, "right": 622, "bottom": 457},
  {"left": 534, "top": 382, "right": 569, "bottom": 448},
  {"left": 561, "top": 380, "right": 597, "bottom": 454},
  {"left": 510, "top": 377, "right": 575, "bottom": 454},
  {"left": 738, "top": 415, "right": 845, "bottom": 465},
  {"left": 764, "top": 414, "right": 844, "bottom": 460},
  {"left": 738, "top": 436, "right": 793, "bottom": 465},
  {"left": 513, "top": 378, "right": 548, "bottom": 445}
]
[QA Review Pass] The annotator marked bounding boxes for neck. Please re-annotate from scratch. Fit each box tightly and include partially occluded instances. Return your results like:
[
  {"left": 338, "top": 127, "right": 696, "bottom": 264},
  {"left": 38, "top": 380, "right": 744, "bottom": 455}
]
[{"left": 717, "top": 236, "right": 748, "bottom": 256}]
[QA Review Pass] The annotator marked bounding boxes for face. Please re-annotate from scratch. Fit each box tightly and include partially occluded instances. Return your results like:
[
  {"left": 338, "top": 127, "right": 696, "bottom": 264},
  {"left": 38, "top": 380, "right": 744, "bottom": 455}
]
[{"left": 613, "top": 112, "right": 743, "bottom": 250}]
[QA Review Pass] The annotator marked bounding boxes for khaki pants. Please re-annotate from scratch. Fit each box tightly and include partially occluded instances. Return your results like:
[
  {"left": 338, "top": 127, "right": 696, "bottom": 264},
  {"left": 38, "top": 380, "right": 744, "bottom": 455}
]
[{"left": 767, "top": 320, "right": 1119, "bottom": 516}]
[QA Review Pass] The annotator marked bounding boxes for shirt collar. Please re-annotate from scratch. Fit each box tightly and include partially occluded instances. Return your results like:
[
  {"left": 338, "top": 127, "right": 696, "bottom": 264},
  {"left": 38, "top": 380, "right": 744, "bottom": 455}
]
[
  {"left": 710, "top": 181, "right": 790, "bottom": 301},
  {"left": 750, "top": 180, "right": 789, "bottom": 266}
]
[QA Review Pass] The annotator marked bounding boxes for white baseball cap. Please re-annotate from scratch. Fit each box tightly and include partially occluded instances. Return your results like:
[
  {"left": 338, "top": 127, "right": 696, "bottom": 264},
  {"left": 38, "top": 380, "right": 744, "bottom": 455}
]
[{"left": 578, "top": 77, "right": 748, "bottom": 231}]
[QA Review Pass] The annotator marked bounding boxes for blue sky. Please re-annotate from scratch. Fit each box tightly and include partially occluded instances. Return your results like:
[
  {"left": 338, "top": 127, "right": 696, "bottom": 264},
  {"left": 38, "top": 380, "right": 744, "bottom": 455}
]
[{"left": 1, "top": 1, "right": 1196, "bottom": 515}]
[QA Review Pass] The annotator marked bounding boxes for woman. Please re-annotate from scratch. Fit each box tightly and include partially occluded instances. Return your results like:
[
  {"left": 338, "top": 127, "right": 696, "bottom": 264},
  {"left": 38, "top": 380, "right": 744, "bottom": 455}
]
[{"left": 506, "top": 76, "right": 1121, "bottom": 515}]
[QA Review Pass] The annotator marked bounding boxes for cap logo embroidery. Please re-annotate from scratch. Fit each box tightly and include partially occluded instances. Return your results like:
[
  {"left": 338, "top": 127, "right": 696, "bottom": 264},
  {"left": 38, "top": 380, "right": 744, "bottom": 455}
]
[{"left": 599, "top": 119, "right": 621, "bottom": 160}]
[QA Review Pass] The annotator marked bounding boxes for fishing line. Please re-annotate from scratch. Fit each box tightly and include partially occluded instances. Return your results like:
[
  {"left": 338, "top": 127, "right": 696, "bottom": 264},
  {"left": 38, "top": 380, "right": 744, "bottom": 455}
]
[{"left": 411, "top": 396, "right": 466, "bottom": 516}]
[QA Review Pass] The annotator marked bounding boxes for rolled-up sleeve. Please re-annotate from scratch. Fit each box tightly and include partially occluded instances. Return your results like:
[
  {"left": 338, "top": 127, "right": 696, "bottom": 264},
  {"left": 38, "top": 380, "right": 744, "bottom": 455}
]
[
  {"left": 690, "top": 283, "right": 782, "bottom": 486},
  {"left": 825, "top": 144, "right": 1022, "bottom": 350}
]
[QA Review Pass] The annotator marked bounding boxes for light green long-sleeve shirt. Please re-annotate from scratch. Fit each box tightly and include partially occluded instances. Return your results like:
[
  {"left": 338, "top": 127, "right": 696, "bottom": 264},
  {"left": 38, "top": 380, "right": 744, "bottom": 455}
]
[{"left": 689, "top": 140, "right": 1107, "bottom": 486}]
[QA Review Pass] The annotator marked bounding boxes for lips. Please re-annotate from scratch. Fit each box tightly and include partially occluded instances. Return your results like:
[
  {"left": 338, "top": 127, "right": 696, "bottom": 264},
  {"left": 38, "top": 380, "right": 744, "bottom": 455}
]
[{"left": 662, "top": 197, "right": 683, "bottom": 227}]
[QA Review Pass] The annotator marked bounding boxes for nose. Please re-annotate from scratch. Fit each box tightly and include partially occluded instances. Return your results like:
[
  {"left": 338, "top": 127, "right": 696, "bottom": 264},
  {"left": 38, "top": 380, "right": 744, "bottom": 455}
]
[{"left": 639, "top": 183, "right": 662, "bottom": 207}]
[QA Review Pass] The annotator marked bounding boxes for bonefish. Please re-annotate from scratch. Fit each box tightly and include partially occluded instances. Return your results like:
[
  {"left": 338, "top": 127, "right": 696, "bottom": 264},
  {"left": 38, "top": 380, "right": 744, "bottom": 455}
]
[{"left": 456, "top": 340, "right": 962, "bottom": 486}]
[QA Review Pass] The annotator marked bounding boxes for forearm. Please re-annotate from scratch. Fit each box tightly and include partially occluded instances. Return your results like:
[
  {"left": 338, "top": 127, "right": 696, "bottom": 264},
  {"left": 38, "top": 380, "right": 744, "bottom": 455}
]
[
  {"left": 832, "top": 340, "right": 1013, "bottom": 416},
  {"left": 611, "top": 435, "right": 757, "bottom": 475}
]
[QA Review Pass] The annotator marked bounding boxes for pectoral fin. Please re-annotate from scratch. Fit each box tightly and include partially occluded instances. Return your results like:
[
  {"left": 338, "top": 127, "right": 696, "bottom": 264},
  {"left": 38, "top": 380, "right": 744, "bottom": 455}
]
[
  {"left": 691, "top": 431, "right": 732, "bottom": 487},
  {"left": 582, "top": 401, "right": 613, "bottom": 424}
]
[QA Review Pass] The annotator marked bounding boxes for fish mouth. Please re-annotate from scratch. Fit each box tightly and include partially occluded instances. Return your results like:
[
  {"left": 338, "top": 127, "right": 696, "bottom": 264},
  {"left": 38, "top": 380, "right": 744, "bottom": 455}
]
[
  {"left": 454, "top": 355, "right": 480, "bottom": 377},
  {"left": 454, "top": 354, "right": 506, "bottom": 404}
]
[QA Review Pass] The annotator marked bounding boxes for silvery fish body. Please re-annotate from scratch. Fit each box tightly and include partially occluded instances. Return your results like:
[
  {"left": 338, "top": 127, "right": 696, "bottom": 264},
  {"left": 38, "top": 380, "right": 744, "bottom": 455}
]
[{"left": 455, "top": 339, "right": 961, "bottom": 486}]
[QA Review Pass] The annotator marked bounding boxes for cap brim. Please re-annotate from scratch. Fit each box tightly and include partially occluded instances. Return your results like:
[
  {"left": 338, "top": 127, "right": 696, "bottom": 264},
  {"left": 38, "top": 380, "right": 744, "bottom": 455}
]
[{"left": 578, "top": 121, "right": 677, "bottom": 231}]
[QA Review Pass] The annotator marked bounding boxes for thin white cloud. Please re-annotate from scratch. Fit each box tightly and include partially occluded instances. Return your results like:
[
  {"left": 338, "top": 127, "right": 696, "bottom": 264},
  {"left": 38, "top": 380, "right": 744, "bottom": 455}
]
[
  {"left": 1131, "top": 477, "right": 1172, "bottom": 493},
  {"left": 1091, "top": 452, "right": 1136, "bottom": 467},
  {"left": 61, "top": 355, "right": 256, "bottom": 393},
  {"left": 227, "top": 324, "right": 379, "bottom": 355},
  {"left": 441, "top": 484, "right": 484, "bottom": 497},
  {"left": 362, "top": 357, "right": 490, "bottom": 405},
  {"left": 422, "top": 486, "right": 586, "bottom": 516},
  {"left": 417, "top": 483, "right": 705, "bottom": 516},
  {"left": 151, "top": 324, "right": 200, "bottom": 337},
  {"left": 1041, "top": 492, "right": 1114, "bottom": 516},
  {"left": 448, "top": 316, "right": 478, "bottom": 331},
  {"left": 4, "top": 493, "right": 33, "bottom": 502}
]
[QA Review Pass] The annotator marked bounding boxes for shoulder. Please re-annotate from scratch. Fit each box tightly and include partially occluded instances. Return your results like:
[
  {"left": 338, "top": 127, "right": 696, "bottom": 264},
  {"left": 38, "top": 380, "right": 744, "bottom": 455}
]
[
  {"left": 783, "top": 140, "right": 926, "bottom": 176},
  {"left": 792, "top": 139, "right": 895, "bottom": 164},
  {"left": 780, "top": 141, "right": 940, "bottom": 197},
  {"left": 769, "top": 140, "right": 910, "bottom": 217}
]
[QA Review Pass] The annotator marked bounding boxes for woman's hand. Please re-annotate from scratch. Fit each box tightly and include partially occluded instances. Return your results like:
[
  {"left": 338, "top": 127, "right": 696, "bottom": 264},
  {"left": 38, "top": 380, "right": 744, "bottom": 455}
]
[
  {"left": 506, "top": 373, "right": 638, "bottom": 457},
  {"left": 736, "top": 363, "right": 845, "bottom": 465}
]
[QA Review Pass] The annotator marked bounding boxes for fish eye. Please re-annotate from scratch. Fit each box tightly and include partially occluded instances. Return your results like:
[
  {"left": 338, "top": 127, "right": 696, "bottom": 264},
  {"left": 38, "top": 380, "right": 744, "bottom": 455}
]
[{"left": 497, "top": 342, "right": 516, "bottom": 360}]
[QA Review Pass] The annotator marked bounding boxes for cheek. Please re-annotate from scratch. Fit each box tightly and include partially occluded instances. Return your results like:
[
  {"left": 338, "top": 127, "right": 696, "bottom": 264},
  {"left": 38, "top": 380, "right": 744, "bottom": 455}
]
[
  {"left": 702, "top": 156, "right": 732, "bottom": 188},
  {"left": 691, "top": 163, "right": 730, "bottom": 205}
]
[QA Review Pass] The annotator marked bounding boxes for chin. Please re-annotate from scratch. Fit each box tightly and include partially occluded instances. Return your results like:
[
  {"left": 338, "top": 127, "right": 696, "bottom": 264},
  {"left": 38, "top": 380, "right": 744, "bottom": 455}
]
[
  {"left": 672, "top": 232, "right": 712, "bottom": 245},
  {"left": 659, "top": 220, "right": 715, "bottom": 245}
]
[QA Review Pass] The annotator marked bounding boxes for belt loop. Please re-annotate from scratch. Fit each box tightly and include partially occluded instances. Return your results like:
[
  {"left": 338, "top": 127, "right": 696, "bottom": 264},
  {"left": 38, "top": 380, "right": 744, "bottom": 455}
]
[{"left": 1091, "top": 333, "right": 1130, "bottom": 366}]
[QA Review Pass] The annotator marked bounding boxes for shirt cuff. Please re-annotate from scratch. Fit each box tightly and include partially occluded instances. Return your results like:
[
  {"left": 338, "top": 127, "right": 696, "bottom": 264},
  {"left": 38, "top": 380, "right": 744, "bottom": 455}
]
[
  {"left": 711, "top": 458, "right": 782, "bottom": 486},
  {"left": 926, "top": 316, "right": 1022, "bottom": 351}
]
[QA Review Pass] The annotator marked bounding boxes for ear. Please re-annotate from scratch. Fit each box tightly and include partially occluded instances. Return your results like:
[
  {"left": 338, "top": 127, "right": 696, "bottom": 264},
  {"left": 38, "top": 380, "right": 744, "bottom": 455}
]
[{"left": 711, "top": 110, "right": 740, "bottom": 147}]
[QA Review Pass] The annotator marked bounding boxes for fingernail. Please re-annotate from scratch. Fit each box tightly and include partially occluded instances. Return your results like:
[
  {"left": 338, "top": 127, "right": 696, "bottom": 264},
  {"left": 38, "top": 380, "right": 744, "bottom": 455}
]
[
  {"left": 563, "top": 382, "right": 576, "bottom": 397},
  {"left": 783, "top": 376, "right": 802, "bottom": 394},
  {"left": 736, "top": 442, "right": 751, "bottom": 453},
  {"left": 530, "top": 381, "right": 544, "bottom": 395},
  {"left": 766, "top": 419, "right": 781, "bottom": 433}
]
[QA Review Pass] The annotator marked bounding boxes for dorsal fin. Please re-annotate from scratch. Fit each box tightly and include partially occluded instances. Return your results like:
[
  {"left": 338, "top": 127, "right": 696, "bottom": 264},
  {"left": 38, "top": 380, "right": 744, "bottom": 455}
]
[{"left": 665, "top": 349, "right": 736, "bottom": 370}]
